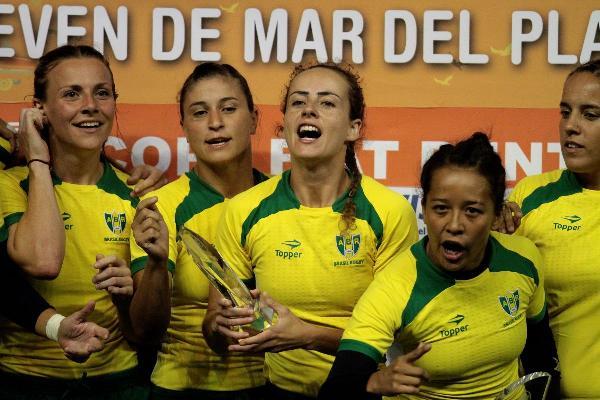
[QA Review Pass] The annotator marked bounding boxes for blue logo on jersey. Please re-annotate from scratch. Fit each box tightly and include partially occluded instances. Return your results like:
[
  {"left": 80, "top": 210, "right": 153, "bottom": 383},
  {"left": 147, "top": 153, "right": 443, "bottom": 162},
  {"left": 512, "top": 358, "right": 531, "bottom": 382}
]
[
  {"left": 105, "top": 211, "right": 126, "bottom": 234},
  {"left": 499, "top": 290, "right": 520, "bottom": 317},
  {"left": 336, "top": 234, "right": 360, "bottom": 257}
]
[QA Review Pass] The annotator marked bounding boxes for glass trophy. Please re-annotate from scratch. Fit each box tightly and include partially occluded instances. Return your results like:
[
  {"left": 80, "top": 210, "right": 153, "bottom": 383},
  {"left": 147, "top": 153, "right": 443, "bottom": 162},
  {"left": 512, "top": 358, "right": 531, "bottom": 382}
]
[
  {"left": 179, "top": 227, "right": 275, "bottom": 333},
  {"left": 495, "top": 371, "right": 552, "bottom": 400}
]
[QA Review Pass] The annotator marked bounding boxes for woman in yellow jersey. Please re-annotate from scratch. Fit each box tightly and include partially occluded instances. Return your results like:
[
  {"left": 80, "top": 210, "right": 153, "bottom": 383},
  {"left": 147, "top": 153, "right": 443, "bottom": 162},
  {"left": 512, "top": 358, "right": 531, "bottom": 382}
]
[
  {"left": 204, "top": 63, "right": 418, "bottom": 399},
  {"left": 507, "top": 59, "right": 600, "bottom": 399},
  {"left": 128, "top": 62, "right": 267, "bottom": 399},
  {"left": 319, "top": 133, "right": 560, "bottom": 400},
  {"left": 0, "top": 45, "right": 147, "bottom": 399}
]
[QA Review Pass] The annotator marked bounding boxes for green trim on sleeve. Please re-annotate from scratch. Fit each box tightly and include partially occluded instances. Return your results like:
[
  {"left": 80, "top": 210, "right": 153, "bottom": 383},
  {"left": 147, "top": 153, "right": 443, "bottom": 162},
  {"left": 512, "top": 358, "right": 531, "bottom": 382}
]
[
  {"left": 488, "top": 236, "right": 539, "bottom": 285},
  {"left": 402, "top": 239, "right": 455, "bottom": 328},
  {"left": 521, "top": 170, "right": 581, "bottom": 216},
  {"left": 175, "top": 172, "right": 224, "bottom": 232},
  {"left": 527, "top": 302, "right": 547, "bottom": 323},
  {"left": 241, "top": 171, "right": 300, "bottom": 247},
  {"left": 130, "top": 256, "right": 176, "bottom": 275},
  {"left": 338, "top": 339, "right": 383, "bottom": 363},
  {"left": 4, "top": 212, "right": 23, "bottom": 228}
]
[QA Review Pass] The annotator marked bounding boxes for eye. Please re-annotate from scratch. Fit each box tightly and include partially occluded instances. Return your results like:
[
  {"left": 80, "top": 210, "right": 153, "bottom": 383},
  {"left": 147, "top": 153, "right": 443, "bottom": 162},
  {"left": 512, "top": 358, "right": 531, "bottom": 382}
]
[
  {"left": 465, "top": 207, "right": 483, "bottom": 216},
  {"left": 321, "top": 100, "right": 335, "bottom": 108},
  {"left": 559, "top": 108, "right": 570, "bottom": 119},
  {"left": 222, "top": 105, "right": 237, "bottom": 113},
  {"left": 192, "top": 109, "right": 207, "bottom": 117},
  {"left": 290, "top": 98, "right": 305, "bottom": 107},
  {"left": 63, "top": 89, "right": 79, "bottom": 99},
  {"left": 96, "top": 88, "right": 112, "bottom": 98},
  {"left": 431, "top": 204, "right": 448, "bottom": 214},
  {"left": 583, "top": 110, "right": 600, "bottom": 121}
]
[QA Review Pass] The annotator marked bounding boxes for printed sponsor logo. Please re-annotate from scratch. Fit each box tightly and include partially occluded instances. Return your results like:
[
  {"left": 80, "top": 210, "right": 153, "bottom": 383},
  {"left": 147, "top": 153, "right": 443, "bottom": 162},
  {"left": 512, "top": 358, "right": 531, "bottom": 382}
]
[
  {"left": 499, "top": 290, "right": 520, "bottom": 317},
  {"left": 440, "top": 314, "right": 469, "bottom": 338},
  {"left": 105, "top": 211, "right": 126, "bottom": 234},
  {"left": 274, "top": 239, "right": 302, "bottom": 260},
  {"left": 62, "top": 212, "right": 74, "bottom": 230},
  {"left": 553, "top": 215, "right": 582, "bottom": 231}
]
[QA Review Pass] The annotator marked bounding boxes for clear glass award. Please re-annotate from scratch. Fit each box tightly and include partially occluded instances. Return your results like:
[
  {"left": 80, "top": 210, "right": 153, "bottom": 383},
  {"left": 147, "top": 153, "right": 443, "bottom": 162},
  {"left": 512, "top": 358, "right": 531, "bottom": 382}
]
[
  {"left": 495, "top": 371, "right": 552, "bottom": 400},
  {"left": 179, "top": 227, "right": 275, "bottom": 333}
]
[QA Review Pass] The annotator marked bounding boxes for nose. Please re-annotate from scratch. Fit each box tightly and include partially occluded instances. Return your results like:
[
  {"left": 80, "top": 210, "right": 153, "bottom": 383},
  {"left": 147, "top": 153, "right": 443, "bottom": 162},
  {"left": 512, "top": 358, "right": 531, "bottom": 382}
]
[
  {"left": 208, "top": 109, "right": 224, "bottom": 130},
  {"left": 81, "top": 92, "right": 99, "bottom": 113},
  {"left": 301, "top": 100, "right": 318, "bottom": 118},
  {"left": 445, "top": 211, "right": 464, "bottom": 235},
  {"left": 563, "top": 112, "right": 581, "bottom": 136}
]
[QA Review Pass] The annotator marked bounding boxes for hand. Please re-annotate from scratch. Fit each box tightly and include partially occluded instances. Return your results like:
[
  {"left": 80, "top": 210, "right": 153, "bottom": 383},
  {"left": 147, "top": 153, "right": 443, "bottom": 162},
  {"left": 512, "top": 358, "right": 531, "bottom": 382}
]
[
  {"left": 366, "top": 342, "right": 431, "bottom": 396},
  {"left": 18, "top": 108, "right": 50, "bottom": 162},
  {"left": 211, "top": 292, "right": 257, "bottom": 343},
  {"left": 92, "top": 254, "right": 133, "bottom": 299},
  {"left": 132, "top": 197, "right": 168, "bottom": 263},
  {"left": 58, "top": 301, "right": 109, "bottom": 363},
  {"left": 228, "top": 291, "right": 307, "bottom": 353},
  {"left": 492, "top": 201, "right": 522, "bottom": 234},
  {"left": 127, "top": 164, "right": 168, "bottom": 197}
]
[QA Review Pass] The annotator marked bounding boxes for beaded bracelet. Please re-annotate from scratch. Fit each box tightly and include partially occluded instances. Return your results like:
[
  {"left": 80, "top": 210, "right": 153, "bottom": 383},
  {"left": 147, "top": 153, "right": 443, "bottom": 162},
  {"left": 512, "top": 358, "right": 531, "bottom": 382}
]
[{"left": 27, "top": 158, "right": 51, "bottom": 167}]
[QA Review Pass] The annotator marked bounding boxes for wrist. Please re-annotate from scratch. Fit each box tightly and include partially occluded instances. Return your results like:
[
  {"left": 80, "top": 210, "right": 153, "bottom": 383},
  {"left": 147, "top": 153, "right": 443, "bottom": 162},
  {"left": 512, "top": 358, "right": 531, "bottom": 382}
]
[
  {"left": 27, "top": 158, "right": 51, "bottom": 168},
  {"left": 46, "top": 313, "right": 66, "bottom": 341}
]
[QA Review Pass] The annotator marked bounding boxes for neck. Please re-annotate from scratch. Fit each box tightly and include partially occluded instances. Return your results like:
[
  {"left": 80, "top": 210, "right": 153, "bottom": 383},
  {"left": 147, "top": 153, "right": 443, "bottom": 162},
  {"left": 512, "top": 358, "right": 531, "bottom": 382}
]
[
  {"left": 193, "top": 151, "right": 255, "bottom": 198},
  {"left": 575, "top": 171, "right": 600, "bottom": 190},
  {"left": 290, "top": 155, "right": 350, "bottom": 207},
  {"left": 50, "top": 142, "right": 104, "bottom": 185}
]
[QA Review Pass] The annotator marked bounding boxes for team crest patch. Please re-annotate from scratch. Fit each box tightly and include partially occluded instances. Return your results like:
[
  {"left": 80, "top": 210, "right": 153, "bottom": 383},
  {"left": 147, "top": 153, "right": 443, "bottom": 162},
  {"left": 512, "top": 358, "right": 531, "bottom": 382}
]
[
  {"left": 336, "top": 234, "right": 361, "bottom": 257},
  {"left": 499, "top": 290, "right": 520, "bottom": 317},
  {"left": 105, "top": 211, "right": 126, "bottom": 234}
]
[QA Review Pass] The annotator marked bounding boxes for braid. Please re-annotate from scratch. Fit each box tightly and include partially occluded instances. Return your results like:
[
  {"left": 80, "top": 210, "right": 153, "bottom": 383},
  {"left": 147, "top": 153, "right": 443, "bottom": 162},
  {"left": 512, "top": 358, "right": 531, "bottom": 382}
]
[{"left": 340, "top": 142, "right": 362, "bottom": 235}]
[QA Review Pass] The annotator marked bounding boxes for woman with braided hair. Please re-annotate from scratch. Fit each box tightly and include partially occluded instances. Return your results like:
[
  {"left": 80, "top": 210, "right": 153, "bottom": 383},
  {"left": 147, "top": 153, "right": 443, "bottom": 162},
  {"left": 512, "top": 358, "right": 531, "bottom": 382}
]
[{"left": 204, "top": 63, "right": 418, "bottom": 399}]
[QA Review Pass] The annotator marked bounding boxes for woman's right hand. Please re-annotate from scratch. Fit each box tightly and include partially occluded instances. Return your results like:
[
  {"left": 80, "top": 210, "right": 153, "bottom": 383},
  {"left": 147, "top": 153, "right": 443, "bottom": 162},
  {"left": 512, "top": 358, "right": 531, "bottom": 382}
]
[
  {"left": 211, "top": 291, "right": 257, "bottom": 343},
  {"left": 366, "top": 342, "right": 431, "bottom": 396},
  {"left": 19, "top": 108, "right": 50, "bottom": 162}
]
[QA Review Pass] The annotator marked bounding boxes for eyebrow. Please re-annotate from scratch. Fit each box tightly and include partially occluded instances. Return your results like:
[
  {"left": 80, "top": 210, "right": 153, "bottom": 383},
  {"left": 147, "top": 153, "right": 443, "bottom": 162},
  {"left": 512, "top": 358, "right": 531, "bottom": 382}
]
[
  {"left": 290, "top": 90, "right": 342, "bottom": 99},
  {"left": 188, "top": 96, "right": 239, "bottom": 108},
  {"left": 560, "top": 101, "right": 600, "bottom": 109}
]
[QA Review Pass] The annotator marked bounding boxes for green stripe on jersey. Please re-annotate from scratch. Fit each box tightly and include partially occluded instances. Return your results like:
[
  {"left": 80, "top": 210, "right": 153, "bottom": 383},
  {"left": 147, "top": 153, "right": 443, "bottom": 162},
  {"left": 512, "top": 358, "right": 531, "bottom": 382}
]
[
  {"left": 175, "top": 172, "right": 224, "bottom": 232},
  {"left": 96, "top": 161, "right": 139, "bottom": 207},
  {"left": 521, "top": 170, "right": 581, "bottom": 216},
  {"left": 332, "top": 179, "right": 384, "bottom": 248},
  {"left": 131, "top": 256, "right": 176, "bottom": 275},
  {"left": 489, "top": 236, "right": 539, "bottom": 285},
  {"left": 403, "top": 239, "right": 455, "bottom": 329},
  {"left": 338, "top": 339, "right": 383, "bottom": 363},
  {"left": 241, "top": 170, "right": 300, "bottom": 247}
]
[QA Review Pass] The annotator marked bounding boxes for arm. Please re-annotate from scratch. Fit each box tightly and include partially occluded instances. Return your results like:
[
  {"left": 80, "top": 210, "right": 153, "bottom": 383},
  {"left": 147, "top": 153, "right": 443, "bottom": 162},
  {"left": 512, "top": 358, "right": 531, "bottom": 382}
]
[
  {"left": 128, "top": 197, "right": 171, "bottom": 345},
  {"left": 7, "top": 109, "right": 64, "bottom": 278},
  {"left": 104, "top": 156, "right": 168, "bottom": 197}
]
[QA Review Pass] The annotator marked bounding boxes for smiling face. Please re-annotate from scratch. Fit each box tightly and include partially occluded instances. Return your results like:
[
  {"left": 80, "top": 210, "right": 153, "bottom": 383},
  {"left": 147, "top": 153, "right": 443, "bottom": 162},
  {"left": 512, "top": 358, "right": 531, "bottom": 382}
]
[
  {"left": 282, "top": 67, "right": 361, "bottom": 165},
  {"left": 181, "top": 75, "right": 256, "bottom": 167},
  {"left": 423, "top": 166, "right": 497, "bottom": 274},
  {"left": 37, "top": 57, "right": 115, "bottom": 153},
  {"left": 559, "top": 72, "right": 600, "bottom": 188}
]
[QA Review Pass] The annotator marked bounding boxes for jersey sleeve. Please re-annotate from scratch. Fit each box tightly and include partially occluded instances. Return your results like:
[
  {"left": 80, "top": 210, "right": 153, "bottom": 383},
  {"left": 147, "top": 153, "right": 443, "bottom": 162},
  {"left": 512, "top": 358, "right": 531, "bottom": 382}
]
[
  {"left": 0, "top": 170, "right": 28, "bottom": 228},
  {"left": 373, "top": 196, "right": 418, "bottom": 274},
  {"left": 339, "top": 261, "right": 410, "bottom": 363},
  {"left": 214, "top": 201, "right": 254, "bottom": 282},
  {"left": 526, "top": 246, "right": 546, "bottom": 321},
  {"left": 130, "top": 193, "right": 176, "bottom": 275}
]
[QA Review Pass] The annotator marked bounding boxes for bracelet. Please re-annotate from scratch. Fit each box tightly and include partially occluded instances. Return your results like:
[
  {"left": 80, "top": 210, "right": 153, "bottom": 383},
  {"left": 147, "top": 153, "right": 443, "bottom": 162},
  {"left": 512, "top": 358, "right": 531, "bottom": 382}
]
[
  {"left": 27, "top": 158, "right": 51, "bottom": 167},
  {"left": 45, "top": 313, "right": 66, "bottom": 341}
]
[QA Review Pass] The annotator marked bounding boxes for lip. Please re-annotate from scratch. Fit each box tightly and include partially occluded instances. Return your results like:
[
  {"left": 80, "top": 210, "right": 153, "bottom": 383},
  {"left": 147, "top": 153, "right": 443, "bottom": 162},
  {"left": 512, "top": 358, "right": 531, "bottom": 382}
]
[
  {"left": 441, "top": 241, "right": 466, "bottom": 263},
  {"left": 562, "top": 140, "right": 585, "bottom": 155},
  {"left": 297, "top": 123, "right": 321, "bottom": 144},
  {"left": 204, "top": 136, "right": 232, "bottom": 148},
  {"left": 72, "top": 120, "right": 103, "bottom": 132}
]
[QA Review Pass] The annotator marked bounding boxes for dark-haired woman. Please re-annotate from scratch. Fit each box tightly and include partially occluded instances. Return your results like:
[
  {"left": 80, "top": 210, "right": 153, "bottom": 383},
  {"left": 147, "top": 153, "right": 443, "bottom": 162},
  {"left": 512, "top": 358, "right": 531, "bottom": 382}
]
[
  {"left": 320, "top": 133, "right": 559, "bottom": 399},
  {"left": 508, "top": 59, "right": 600, "bottom": 399},
  {"left": 128, "top": 62, "right": 267, "bottom": 399},
  {"left": 204, "top": 63, "right": 418, "bottom": 399},
  {"left": 0, "top": 45, "right": 147, "bottom": 399}
]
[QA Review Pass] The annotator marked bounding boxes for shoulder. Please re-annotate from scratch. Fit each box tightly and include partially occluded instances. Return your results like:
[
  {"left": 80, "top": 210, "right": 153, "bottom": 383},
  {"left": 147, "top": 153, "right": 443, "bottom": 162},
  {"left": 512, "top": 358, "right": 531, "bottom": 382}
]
[
  {"left": 0, "top": 166, "right": 31, "bottom": 192},
  {"left": 489, "top": 232, "right": 542, "bottom": 283},
  {"left": 359, "top": 176, "right": 414, "bottom": 216},
  {"left": 511, "top": 169, "right": 580, "bottom": 215},
  {"left": 96, "top": 164, "right": 138, "bottom": 207},
  {"left": 227, "top": 173, "right": 288, "bottom": 214}
]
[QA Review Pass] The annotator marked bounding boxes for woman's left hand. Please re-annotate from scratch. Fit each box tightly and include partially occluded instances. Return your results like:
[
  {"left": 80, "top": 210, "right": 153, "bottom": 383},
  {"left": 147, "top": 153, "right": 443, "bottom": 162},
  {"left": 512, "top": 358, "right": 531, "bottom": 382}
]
[
  {"left": 228, "top": 292, "right": 309, "bottom": 353},
  {"left": 92, "top": 254, "right": 134, "bottom": 298},
  {"left": 127, "top": 164, "right": 168, "bottom": 197}
]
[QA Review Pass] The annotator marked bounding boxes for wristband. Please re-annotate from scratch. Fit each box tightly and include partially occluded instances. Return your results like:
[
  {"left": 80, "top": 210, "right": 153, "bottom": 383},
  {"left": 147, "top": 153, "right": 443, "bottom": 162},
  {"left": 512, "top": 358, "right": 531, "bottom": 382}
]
[
  {"left": 27, "top": 158, "right": 51, "bottom": 168},
  {"left": 45, "top": 313, "right": 66, "bottom": 341}
]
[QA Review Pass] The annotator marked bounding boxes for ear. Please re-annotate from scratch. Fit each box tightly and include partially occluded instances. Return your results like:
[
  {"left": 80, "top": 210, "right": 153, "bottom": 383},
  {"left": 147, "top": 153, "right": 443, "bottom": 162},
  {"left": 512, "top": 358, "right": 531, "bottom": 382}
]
[
  {"left": 346, "top": 119, "right": 362, "bottom": 142},
  {"left": 33, "top": 98, "right": 43, "bottom": 110},
  {"left": 249, "top": 109, "right": 258, "bottom": 136}
]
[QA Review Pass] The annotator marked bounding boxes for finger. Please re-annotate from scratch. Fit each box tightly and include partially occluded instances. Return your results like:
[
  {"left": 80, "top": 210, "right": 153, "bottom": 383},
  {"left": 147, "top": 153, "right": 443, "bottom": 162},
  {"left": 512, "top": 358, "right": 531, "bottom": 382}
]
[
  {"left": 390, "top": 383, "right": 421, "bottom": 394},
  {"left": 95, "top": 275, "right": 132, "bottom": 290},
  {"left": 391, "top": 362, "right": 430, "bottom": 381},
  {"left": 215, "top": 314, "right": 255, "bottom": 327},
  {"left": 94, "top": 255, "right": 124, "bottom": 270},
  {"left": 260, "top": 292, "right": 285, "bottom": 314},
  {"left": 249, "top": 288, "right": 261, "bottom": 299},
  {"left": 237, "top": 330, "right": 271, "bottom": 346},
  {"left": 93, "top": 266, "right": 131, "bottom": 283},
  {"left": 217, "top": 297, "right": 233, "bottom": 308},
  {"left": 135, "top": 196, "right": 159, "bottom": 213},
  {"left": 72, "top": 301, "right": 96, "bottom": 322},
  {"left": 404, "top": 342, "right": 432, "bottom": 363},
  {"left": 126, "top": 166, "right": 144, "bottom": 185},
  {"left": 107, "top": 286, "right": 133, "bottom": 296},
  {"left": 216, "top": 325, "right": 250, "bottom": 340},
  {"left": 503, "top": 205, "right": 515, "bottom": 233},
  {"left": 132, "top": 168, "right": 167, "bottom": 196},
  {"left": 228, "top": 342, "right": 261, "bottom": 352},
  {"left": 89, "top": 323, "right": 109, "bottom": 340}
]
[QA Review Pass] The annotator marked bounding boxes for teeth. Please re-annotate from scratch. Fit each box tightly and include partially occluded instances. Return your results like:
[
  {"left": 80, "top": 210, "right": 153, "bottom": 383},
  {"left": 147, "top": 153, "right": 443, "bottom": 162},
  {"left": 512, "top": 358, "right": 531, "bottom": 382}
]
[
  {"left": 78, "top": 122, "right": 100, "bottom": 128},
  {"left": 299, "top": 125, "right": 319, "bottom": 132}
]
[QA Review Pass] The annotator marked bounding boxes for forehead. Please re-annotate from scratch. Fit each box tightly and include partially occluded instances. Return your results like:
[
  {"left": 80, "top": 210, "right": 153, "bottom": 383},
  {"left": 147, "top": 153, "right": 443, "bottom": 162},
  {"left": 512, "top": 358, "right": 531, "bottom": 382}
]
[
  {"left": 562, "top": 72, "right": 600, "bottom": 104},
  {"left": 46, "top": 58, "right": 112, "bottom": 88},
  {"left": 288, "top": 67, "right": 349, "bottom": 96},
  {"left": 428, "top": 166, "right": 492, "bottom": 200},
  {"left": 183, "top": 75, "right": 246, "bottom": 105}
]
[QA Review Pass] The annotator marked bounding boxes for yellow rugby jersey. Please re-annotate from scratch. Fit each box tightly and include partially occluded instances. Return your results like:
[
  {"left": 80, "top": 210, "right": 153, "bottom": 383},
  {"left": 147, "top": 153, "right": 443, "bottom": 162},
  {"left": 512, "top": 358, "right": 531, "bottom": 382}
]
[
  {"left": 509, "top": 169, "right": 600, "bottom": 399},
  {"left": 130, "top": 170, "right": 267, "bottom": 391},
  {"left": 0, "top": 136, "right": 11, "bottom": 170},
  {"left": 215, "top": 170, "right": 418, "bottom": 397},
  {"left": 0, "top": 161, "right": 138, "bottom": 378},
  {"left": 339, "top": 232, "right": 546, "bottom": 400}
]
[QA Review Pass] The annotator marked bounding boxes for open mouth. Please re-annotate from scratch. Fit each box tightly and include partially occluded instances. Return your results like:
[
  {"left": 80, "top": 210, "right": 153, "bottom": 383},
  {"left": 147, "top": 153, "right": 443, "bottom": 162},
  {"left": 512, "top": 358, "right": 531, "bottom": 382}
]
[
  {"left": 564, "top": 141, "right": 583, "bottom": 150},
  {"left": 297, "top": 124, "right": 321, "bottom": 140},
  {"left": 73, "top": 121, "right": 101, "bottom": 129},
  {"left": 205, "top": 137, "right": 231, "bottom": 145},
  {"left": 441, "top": 241, "right": 466, "bottom": 262}
]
